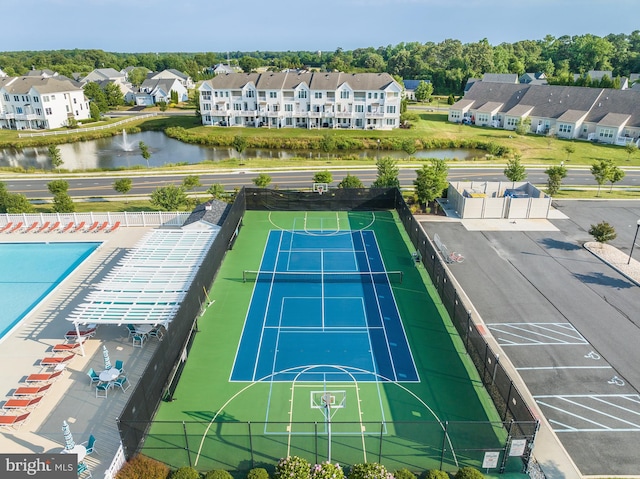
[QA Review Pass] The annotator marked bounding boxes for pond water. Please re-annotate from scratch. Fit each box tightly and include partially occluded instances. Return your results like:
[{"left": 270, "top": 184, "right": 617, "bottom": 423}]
[{"left": 0, "top": 131, "right": 484, "bottom": 171}]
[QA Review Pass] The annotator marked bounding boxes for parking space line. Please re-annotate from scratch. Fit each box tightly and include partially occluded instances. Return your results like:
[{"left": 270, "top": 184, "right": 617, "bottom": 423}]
[
  {"left": 516, "top": 366, "right": 612, "bottom": 370},
  {"left": 487, "top": 322, "right": 588, "bottom": 346}
]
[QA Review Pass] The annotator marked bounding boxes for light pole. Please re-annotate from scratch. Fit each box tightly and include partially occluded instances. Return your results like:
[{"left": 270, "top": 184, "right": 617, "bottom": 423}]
[{"left": 628, "top": 219, "right": 640, "bottom": 264}]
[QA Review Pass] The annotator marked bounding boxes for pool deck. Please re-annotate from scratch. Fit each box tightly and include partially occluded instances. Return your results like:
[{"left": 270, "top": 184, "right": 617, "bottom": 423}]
[{"left": 0, "top": 226, "right": 161, "bottom": 478}]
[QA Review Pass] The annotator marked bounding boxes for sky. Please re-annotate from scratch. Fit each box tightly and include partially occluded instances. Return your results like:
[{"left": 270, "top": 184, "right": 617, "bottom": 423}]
[{"left": 3, "top": 0, "right": 638, "bottom": 53}]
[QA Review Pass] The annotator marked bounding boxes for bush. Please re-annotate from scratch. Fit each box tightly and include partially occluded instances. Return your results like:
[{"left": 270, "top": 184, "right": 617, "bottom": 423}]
[
  {"left": 393, "top": 469, "right": 416, "bottom": 479},
  {"left": 246, "top": 468, "right": 270, "bottom": 479},
  {"left": 453, "top": 467, "right": 483, "bottom": 479},
  {"left": 275, "top": 456, "right": 311, "bottom": 479},
  {"left": 422, "top": 470, "right": 449, "bottom": 479},
  {"left": 311, "top": 462, "right": 344, "bottom": 479},
  {"left": 206, "top": 470, "right": 233, "bottom": 479},
  {"left": 171, "top": 467, "right": 201, "bottom": 479},
  {"left": 115, "top": 455, "right": 170, "bottom": 479},
  {"left": 348, "top": 463, "right": 394, "bottom": 479}
]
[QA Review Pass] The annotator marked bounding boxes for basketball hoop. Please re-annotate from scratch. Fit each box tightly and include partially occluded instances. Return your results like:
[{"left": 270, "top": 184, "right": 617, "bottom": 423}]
[
  {"left": 313, "top": 182, "right": 329, "bottom": 195},
  {"left": 317, "top": 186, "right": 324, "bottom": 195}
]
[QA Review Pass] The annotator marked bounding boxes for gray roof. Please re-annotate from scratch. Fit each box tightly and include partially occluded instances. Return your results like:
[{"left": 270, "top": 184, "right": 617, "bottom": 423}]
[
  {"left": 140, "top": 78, "right": 180, "bottom": 92},
  {"left": 183, "top": 200, "right": 231, "bottom": 227},
  {"left": 482, "top": 73, "right": 518, "bottom": 84},
  {"left": 584, "top": 88, "right": 640, "bottom": 127},
  {"left": 556, "top": 109, "right": 588, "bottom": 122},
  {"left": 461, "top": 81, "right": 528, "bottom": 112},
  {"left": 0, "top": 76, "right": 84, "bottom": 94},
  {"left": 207, "top": 73, "right": 260, "bottom": 89},
  {"left": 596, "top": 112, "right": 631, "bottom": 127}
]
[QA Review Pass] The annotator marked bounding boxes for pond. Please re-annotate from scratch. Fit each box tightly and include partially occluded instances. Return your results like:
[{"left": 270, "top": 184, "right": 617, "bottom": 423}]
[{"left": 0, "top": 131, "right": 485, "bottom": 171}]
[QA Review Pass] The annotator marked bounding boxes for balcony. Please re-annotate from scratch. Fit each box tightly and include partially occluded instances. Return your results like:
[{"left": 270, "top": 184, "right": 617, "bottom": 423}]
[
  {"left": 335, "top": 111, "right": 352, "bottom": 118},
  {"left": 0, "top": 112, "right": 15, "bottom": 119}
]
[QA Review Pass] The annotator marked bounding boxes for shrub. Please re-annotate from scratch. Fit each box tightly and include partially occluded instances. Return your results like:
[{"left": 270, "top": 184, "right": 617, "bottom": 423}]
[
  {"left": 275, "top": 456, "right": 311, "bottom": 479},
  {"left": 393, "top": 468, "right": 416, "bottom": 479},
  {"left": 311, "top": 462, "right": 344, "bottom": 479},
  {"left": 348, "top": 463, "right": 394, "bottom": 479},
  {"left": 422, "top": 470, "right": 449, "bottom": 479},
  {"left": 171, "top": 466, "right": 201, "bottom": 479},
  {"left": 115, "top": 455, "right": 170, "bottom": 479},
  {"left": 453, "top": 467, "right": 483, "bottom": 479},
  {"left": 246, "top": 468, "right": 270, "bottom": 479},
  {"left": 206, "top": 470, "right": 234, "bottom": 479}
]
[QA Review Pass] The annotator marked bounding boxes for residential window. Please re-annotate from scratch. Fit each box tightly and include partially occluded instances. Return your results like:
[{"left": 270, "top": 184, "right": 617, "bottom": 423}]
[
  {"left": 214, "top": 92, "right": 218, "bottom": 97},
  {"left": 315, "top": 92, "right": 322, "bottom": 99},
  {"left": 225, "top": 92, "right": 229, "bottom": 97},
  {"left": 66, "top": 106, "right": 70, "bottom": 112},
  {"left": 367, "top": 93, "right": 372, "bottom": 99},
  {"left": 477, "top": 113, "right": 489, "bottom": 123},
  {"left": 380, "top": 92, "right": 385, "bottom": 99},
  {"left": 73, "top": 98, "right": 77, "bottom": 104},
  {"left": 387, "top": 105, "right": 396, "bottom": 114},
  {"left": 16, "top": 107, "right": 23, "bottom": 114},
  {"left": 51, "top": 95, "right": 55, "bottom": 100},
  {"left": 599, "top": 128, "right": 614, "bottom": 139},
  {"left": 374, "top": 93, "right": 378, "bottom": 99},
  {"left": 386, "top": 119, "right": 395, "bottom": 126},
  {"left": 298, "top": 90, "right": 307, "bottom": 99},
  {"left": 36, "top": 108, "right": 42, "bottom": 115},
  {"left": 355, "top": 104, "right": 364, "bottom": 113},
  {"left": 246, "top": 90, "right": 255, "bottom": 98},
  {"left": 356, "top": 118, "right": 363, "bottom": 127},
  {"left": 34, "top": 96, "right": 39, "bottom": 102},
  {"left": 269, "top": 91, "right": 277, "bottom": 98},
  {"left": 450, "top": 111, "right": 460, "bottom": 119},
  {"left": 202, "top": 91, "right": 211, "bottom": 99},
  {"left": 558, "top": 124, "right": 572, "bottom": 133},
  {"left": 205, "top": 115, "right": 211, "bottom": 122},
  {"left": 43, "top": 96, "right": 49, "bottom": 102},
  {"left": 45, "top": 108, "right": 52, "bottom": 115},
  {"left": 203, "top": 103, "right": 211, "bottom": 110},
  {"left": 13, "top": 96, "right": 19, "bottom": 101},
  {"left": 234, "top": 103, "right": 242, "bottom": 110},
  {"left": 3, "top": 94, "right": 7, "bottom": 101},
  {"left": 285, "top": 117, "right": 293, "bottom": 126},
  {"left": 340, "top": 90, "right": 350, "bottom": 99},
  {"left": 285, "top": 104, "right": 293, "bottom": 112}
]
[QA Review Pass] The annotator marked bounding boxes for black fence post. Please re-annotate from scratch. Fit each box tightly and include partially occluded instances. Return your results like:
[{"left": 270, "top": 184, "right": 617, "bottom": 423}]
[
  {"left": 500, "top": 420, "right": 514, "bottom": 473},
  {"left": 183, "top": 421, "right": 191, "bottom": 466},
  {"left": 439, "top": 421, "right": 449, "bottom": 471},
  {"left": 466, "top": 310, "right": 472, "bottom": 351},
  {"left": 378, "top": 421, "right": 384, "bottom": 463},
  {"left": 314, "top": 422, "right": 318, "bottom": 465},
  {"left": 248, "top": 421, "right": 254, "bottom": 469},
  {"left": 504, "top": 381, "right": 513, "bottom": 421}
]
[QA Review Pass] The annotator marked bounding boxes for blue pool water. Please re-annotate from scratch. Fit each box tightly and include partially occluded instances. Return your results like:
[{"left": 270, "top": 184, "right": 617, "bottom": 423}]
[{"left": 0, "top": 242, "right": 100, "bottom": 341}]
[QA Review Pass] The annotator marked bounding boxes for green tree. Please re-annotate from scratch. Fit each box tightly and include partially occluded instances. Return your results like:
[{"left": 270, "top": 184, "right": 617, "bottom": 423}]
[
  {"left": 150, "top": 185, "right": 188, "bottom": 210},
  {"left": 414, "top": 80, "right": 434, "bottom": 102},
  {"left": 239, "top": 56, "right": 262, "bottom": 73},
  {"left": 0, "top": 182, "right": 8, "bottom": 212},
  {"left": 312, "top": 170, "right": 333, "bottom": 185},
  {"left": 113, "top": 178, "right": 133, "bottom": 203},
  {"left": 545, "top": 164, "right": 568, "bottom": 195},
  {"left": 338, "top": 174, "right": 364, "bottom": 188},
  {"left": 589, "top": 221, "right": 617, "bottom": 246},
  {"left": 48, "top": 145, "right": 63, "bottom": 172},
  {"left": 52, "top": 192, "right": 75, "bottom": 213},
  {"left": 401, "top": 138, "right": 417, "bottom": 155},
  {"left": 447, "top": 94, "right": 455, "bottom": 105},
  {"left": 590, "top": 159, "right": 613, "bottom": 196},
  {"left": 515, "top": 117, "right": 531, "bottom": 135},
  {"left": 139, "top": 141, "right": 151, "bottom": 168},
  {"left": 319, "top": 134, "right": 335, "bottom": 152},
  {"left": 563, "top": 143, "right": 576, "bottom": 161},
  {"left": 413, "top": 159, "right": 449, "bottom": 209},
  {"left": 608, "top": 165, "right": 625, "bottom": 192},
  {"left": 504, "top": 155, "right": 527, "bottom": 182},
  {"left": 232, "top": 135, "right": 248, "bottom": 154},
  {"left": 83, "top": 82, "right": 108, "bottom": 112},
  {"left": 207, "top": 183, "right": 226, "bottom": 200},
  {"left": 104, "top": 83, "right": 124, "bottom": 108},
  {"left": 47, "top": 179, "right": 69, "bottom": 195},
  {"left": 157, "top": 100, "right": 168, "bottom": 112},
  {"left": 170, "top": 90, "right": 179, "bottom": 104},
  {"left": 182, "top": 175, "right": 201, "bottom": 191},
  {"left": 127, "top": 67, "right": 148, "bottom": 87},
  {"left": 252, "top": 173, "right": 272, "bottom": 188},
  {"left": 5, "top": 193, "right": 34, "bottom": 213},
  {"left": 624, "top": 142, "right": 638, "bottom": 161},
  {"left": 89, "top": 102, "right": 101, "bottom": 121},
  {"left": 372, "top": 157, "right": 400, "bottom": 188}
]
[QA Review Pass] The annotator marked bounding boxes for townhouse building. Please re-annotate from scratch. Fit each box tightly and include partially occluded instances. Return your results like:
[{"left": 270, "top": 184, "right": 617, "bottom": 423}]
[
  {"left": 0, "top": 76, "right": 90, "bottom": 130},
  {"left": 199, "top": 72, "right": 402, "bottom": 130},
  {"left": 449, "top": 81, "right": 640, "bottom": 146}
]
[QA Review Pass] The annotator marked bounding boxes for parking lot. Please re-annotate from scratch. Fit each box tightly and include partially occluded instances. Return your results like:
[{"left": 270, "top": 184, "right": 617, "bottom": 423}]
[{"left": 421, "top": 200, "right": 640, "bottom": 476}]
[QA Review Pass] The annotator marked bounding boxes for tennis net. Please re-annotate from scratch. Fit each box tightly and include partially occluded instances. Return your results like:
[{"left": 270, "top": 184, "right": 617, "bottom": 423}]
[{"left": 242, "top": 270, "right": 403, "bottom": 284}]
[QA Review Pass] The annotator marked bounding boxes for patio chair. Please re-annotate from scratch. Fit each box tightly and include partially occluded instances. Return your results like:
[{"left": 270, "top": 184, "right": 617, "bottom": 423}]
[
  {"left": 106, "top": 221, "right": 121, "bottom": 233},
  {"left": 40, "top": 354, "right": 74, "bottom": 367},
  {"left": 13, "top": 383, "right": 51, "bottom": 397},
  {"left": 95, "top": 221, "right": 109, "bottom": 232},
  {"left": 3, "top": 395, "right": 43, "bottom": 411},
  {"left": 95, "top": 383, "right": 109, "bottom": 398},
  {"left": 36, "top": 221, "right": 51, "bottom": 233},
  {"left": 149, "top": 326, "right": 165, "bottom": 341},
  {"left": 0, "top": 222, "right": 13, "bottom": 233},
  {"left": 0, "top": 412, "right": 30, "bottom": 430},
  {"left": 45, "top": 221, "right": 60, "bottom": 233},
  {"left": 8, "top": 222, "right": 24, "bottom": 233},
  {"left": 132, "top": 334, "right": 145, "bottom": 348},
  {"left": 84, "top": 221, "right": 99, "bottom": 233},
  {"left": 78, "top": 462, "right": 92, "bottom": 478},
  {"left": 125, "top": 324, "right": 137, "bottom": 338},
  {"left": 87, "top": 368, "right": 100, "bottom": 386},
  {"left": 23, "top": 222, "right": 38, "bottom": 233},
  {"left": 113, "top": 376, "right": 130, "bottom": 392},
  {"left": 60, "top": 222, "right": 75, "bottom": 233},
  {"left": 114, "top": 360, "right": 124, "bottom": 374},
  {"left": 25, "top": 369, "right": 63, "bottom": 383},
  {"left": 83, "top": 434, "right": 97, "bottom": 456},
  {"left": 52, "top": 342, "right": 83, "bottom": 354},
  {"left": 64, "top": 326, "right": 97, "bottom": 340}
]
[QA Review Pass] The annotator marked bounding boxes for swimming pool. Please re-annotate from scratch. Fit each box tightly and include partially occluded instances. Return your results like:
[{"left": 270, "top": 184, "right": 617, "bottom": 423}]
[{"left": 0, "top": 242, "right": 101, "bottom": 342}]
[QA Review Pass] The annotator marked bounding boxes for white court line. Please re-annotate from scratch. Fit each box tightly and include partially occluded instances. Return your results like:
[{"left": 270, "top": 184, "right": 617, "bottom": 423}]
[{"left": 516, "top": 366, "right": 612, "bottom": 370}]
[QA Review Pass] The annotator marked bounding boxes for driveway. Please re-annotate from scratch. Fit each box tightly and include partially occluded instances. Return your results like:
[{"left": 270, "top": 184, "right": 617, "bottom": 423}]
[{"left": 420, "top": 200, "right": 640, "bottom": 476}]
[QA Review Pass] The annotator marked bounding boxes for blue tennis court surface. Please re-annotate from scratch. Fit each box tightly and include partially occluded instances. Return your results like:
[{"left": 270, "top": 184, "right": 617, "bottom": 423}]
[{"left": 231, "top": 229, "right": 419, "bottom": 383}]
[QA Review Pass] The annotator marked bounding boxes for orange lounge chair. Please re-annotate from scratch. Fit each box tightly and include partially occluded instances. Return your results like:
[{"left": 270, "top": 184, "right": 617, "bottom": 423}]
[
  {"left": 106, "top": 221, "right": 121, "bottom": 233},
  {"left": 95, "top": 221, "right": 109, "bottom": 232},
  {"left": 3, "top": 396, "right": 43, "bottom": 410},
  {"left": 8, "top": 222, "right": 23, "bottom": 233},
  {"left": 60, "top": 222, "right": 75, "bottom": 233},
  {"left": 46, "top": 221, "right": 60, "bottom": 232},
  {"left": 0, "top": 412, "right": 30, "bottom": 429},
  {"left": 25, "top": 370, "right": 63, "bottom": 383},
  {"left": 0, "top": 222, "right": 13, "bottom": 233},
  {"left": 64, "top": 327, "right": 96, "bottom": 340},
  {"left": 84, "top": 221, "right": 99, "bottom": 233},
  {"left": 40, "top": 354, "right": 74, "bottom": 366},
  {"left": 52, "top": 342, "right": 83, "bottom": 354},
  {"left": 23, "top": 222, "right": 38, "bottom": 233},
  {"left": 13, "top": 384, "right": 51, "bottom": 397},
  {"left": 36, "top": 221, "right": 51, "bottom": 233}
]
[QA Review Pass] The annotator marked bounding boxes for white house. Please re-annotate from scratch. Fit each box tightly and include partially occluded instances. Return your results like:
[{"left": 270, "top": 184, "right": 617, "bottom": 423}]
[
  {"left": 79, "top": 68, "right": 126, "bottom": 84},
  {"left": 136, "top": 78, "right": 187, "bottom": 106},
  {"left": 199, "top": 72, "right": 402, "bottom": 130},
  {"left": 0, "top": 76, "right": 90, "bottom": 130},
  {"left": 147, "top": 69, "right": 194, "bottom": 90}
]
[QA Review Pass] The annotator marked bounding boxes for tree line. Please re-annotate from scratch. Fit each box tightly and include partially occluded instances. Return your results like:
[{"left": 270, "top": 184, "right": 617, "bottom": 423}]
[{"left": 2, "top": 31, "right": 640, "bottom": 94}]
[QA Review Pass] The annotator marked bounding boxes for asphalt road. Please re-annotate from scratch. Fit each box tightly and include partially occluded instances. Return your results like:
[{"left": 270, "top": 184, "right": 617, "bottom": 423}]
[
  {"left": 3, "top": 167, "right": 640, "bottom": 200},
  {"left": 421, "top": 200, "right": 640, "bottom": 475}
]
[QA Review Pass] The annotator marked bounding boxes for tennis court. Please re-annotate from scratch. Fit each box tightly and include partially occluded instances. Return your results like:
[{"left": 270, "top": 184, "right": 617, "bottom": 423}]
[{"left": 146, "top": 210, "right": 506, "bottom": 472}]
